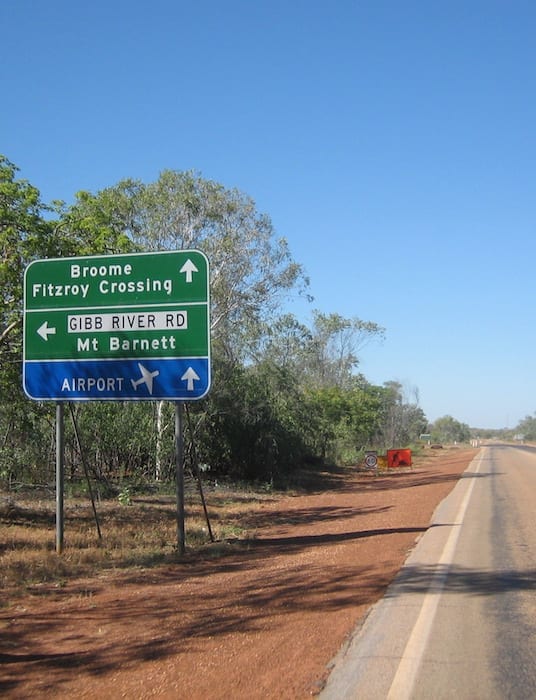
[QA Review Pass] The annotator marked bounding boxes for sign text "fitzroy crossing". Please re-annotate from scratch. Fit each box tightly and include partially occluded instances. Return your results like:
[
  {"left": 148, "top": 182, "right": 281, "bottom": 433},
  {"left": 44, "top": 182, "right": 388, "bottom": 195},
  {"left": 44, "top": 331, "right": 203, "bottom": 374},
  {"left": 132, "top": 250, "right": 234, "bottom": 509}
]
[{"left": 31, "top": 262, "right": 174, "bottom": 300}]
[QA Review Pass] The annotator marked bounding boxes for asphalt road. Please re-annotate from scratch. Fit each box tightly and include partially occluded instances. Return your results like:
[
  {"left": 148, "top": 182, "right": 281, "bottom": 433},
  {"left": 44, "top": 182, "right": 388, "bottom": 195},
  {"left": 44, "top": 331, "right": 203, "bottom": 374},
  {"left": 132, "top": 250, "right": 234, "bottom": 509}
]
[{"left": 321, "top": 444, "right": 536, "bottom": 699}]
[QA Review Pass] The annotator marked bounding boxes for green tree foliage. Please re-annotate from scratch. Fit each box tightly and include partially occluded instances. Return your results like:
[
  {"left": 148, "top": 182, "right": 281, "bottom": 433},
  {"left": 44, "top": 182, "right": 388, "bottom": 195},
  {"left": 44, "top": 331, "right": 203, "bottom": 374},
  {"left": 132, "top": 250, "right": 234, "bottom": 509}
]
[
  {"left": 304, "top": 380, "right": 385, "bottom": 464},
  {"left": 378, "top": 381, "right": 428, "bottom": 448},
  {"left": 251, "top": 311, "right": 384, "bottom": 389},
  {"left": 65, "top": 172, "right": 309, "bottom": 360},
  {"left": 0, "top": 157, "right": 61, "bottom": 486},
  {"left": 1, "top": 156, "right": 52, "bottom": 376},
  {"left": 57, "top": 187, "right": 139, "bottom": 257},
  {"left": 0, "top": 157, "right": 140, "bottom": 489},
  {"left": 196, "top": 358, "right": 310, "bottom": 483},
  {"left": 304, "top": 312, "right": 385, "bottom": 389},
  {"left": 431, "top": 415, "right": 471, "bottom": 444},
  {"left": 514, "top": 413, "right": 536, "bottom": 441},
  {"left": 71, "top": 403, "right": 159, "bottom": 482},
  {"left": 1, "top": 156, "right": 441, "bottom": 490}
]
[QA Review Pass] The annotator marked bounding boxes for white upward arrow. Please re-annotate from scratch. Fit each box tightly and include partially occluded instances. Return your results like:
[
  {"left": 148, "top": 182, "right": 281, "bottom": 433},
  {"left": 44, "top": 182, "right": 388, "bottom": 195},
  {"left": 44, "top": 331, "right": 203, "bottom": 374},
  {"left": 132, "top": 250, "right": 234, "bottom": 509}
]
[
  {"left": 37, "top": 321, "right": 56, "bottom": 341},
  {"left": 181, "top": 367, "right": 200, "bottom": 391},
  {"left": 179, "top": 259, "right": 198, "bottom": 283}
]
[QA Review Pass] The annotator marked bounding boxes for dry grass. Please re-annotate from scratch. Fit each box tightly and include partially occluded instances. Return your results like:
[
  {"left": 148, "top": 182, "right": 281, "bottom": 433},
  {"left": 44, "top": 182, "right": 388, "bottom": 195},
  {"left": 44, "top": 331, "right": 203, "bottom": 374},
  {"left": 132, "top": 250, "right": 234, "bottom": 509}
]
[
  {"left": 0, "top": 482, "right": 276, "bottom": 601},
  {"left": 0, "top": 450, "right": 441, "bottom": 603}
]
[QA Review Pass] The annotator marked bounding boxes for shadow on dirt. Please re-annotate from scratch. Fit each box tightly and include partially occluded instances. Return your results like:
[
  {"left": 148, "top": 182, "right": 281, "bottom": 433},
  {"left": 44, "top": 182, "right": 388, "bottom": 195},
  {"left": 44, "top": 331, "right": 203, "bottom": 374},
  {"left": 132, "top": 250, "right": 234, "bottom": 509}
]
[
  {"left": 0, "top": 449, "right": 477, "bottom": 696},
  {"left": 0, "top": 558, "right": 397, "bottom": 695}
]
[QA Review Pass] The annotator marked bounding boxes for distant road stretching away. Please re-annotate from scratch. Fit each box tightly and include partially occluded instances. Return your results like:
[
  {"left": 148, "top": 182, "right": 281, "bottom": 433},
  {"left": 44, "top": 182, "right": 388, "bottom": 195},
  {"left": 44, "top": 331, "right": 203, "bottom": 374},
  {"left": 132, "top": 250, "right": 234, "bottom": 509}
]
[{"left": 321, "top": 444, "right": 536, "bottom": 699}]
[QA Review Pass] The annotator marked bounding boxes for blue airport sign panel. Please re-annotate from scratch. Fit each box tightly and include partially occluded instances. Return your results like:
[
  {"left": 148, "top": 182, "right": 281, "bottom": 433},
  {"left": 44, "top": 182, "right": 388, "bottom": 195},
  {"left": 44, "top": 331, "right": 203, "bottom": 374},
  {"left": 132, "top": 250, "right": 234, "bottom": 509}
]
[{"left": 23, "top": 250, "right": 210, "bottom": 401}]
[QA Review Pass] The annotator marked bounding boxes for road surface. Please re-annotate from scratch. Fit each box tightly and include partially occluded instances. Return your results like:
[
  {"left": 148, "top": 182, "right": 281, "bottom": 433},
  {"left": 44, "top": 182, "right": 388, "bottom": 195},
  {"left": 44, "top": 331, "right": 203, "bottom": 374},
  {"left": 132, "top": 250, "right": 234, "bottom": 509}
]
[{"left": 321, "top": 444, "right": 536, "bottom": 699}]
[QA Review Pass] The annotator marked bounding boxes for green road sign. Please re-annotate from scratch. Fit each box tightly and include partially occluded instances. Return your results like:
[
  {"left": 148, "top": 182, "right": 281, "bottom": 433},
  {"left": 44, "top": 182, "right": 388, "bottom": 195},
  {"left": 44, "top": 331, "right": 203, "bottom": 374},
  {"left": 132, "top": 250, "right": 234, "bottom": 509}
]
[{"left": 23, "top": 250, "right": 210, "bottom": 401}]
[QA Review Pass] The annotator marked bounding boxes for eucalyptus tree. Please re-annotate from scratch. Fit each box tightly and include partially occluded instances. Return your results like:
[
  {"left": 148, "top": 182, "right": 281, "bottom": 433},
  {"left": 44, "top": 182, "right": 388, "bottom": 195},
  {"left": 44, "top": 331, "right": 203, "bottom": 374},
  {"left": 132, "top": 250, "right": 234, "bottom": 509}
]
[
  {"left": 62, "top": 171, "right": 309, "bottom": 480},
  {"left": 304, "top": 311, "right": 385, "bottom": 389},
  {"left": 65, "top": 171, "right": 309, "bottom": 360},
  {"left": 251, "top": 310, "right": 384, "bottom": 388},
  {"left": 515, "top": 413, "right": 536, "bottom": 441},
  {"left": 431, "top": 415, "right": 471, "bottom": 444},
  {"left": 247, "top": 312, "right": 387, "bottom": 464},
  {"left": 376, "top": 381, "right": 427, "bottom": 448}
]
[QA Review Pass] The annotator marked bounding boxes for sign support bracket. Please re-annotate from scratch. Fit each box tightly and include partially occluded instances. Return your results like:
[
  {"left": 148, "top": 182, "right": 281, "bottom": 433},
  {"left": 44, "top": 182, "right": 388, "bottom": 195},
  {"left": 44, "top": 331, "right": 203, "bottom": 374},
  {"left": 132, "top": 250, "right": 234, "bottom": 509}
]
[{"left": 68, "top": 402, "right": 102, "bottom": 541}]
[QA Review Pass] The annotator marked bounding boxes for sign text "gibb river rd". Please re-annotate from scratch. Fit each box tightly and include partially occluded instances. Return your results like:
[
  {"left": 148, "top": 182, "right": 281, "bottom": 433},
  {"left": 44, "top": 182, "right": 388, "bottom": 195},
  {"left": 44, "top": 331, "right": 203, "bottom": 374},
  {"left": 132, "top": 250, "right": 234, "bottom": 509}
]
[{"left": 23, "top": 250, "right": 211, "bottom": 401}]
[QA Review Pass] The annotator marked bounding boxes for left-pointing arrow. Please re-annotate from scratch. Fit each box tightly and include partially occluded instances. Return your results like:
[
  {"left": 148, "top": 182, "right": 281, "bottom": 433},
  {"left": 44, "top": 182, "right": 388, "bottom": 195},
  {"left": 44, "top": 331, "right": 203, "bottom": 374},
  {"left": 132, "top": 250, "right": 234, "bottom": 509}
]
[{"left": 37, "top": 321, "right": 56, "bottom": 341}]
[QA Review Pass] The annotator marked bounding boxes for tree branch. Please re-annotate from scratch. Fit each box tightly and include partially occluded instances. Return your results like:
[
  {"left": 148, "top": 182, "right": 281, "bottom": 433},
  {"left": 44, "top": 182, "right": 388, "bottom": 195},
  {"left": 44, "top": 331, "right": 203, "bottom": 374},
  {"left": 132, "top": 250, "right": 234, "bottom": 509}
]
[{"left": 0, "top": 318, "right": 21, "bottom": 345}]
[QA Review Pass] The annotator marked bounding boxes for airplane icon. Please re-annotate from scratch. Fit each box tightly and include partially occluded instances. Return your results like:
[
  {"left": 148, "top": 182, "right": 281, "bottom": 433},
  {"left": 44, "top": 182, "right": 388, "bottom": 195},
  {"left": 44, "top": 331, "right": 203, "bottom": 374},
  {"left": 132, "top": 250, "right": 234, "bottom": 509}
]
[{"left": 131, "top": 363, "right": 160, "bottom": 394}]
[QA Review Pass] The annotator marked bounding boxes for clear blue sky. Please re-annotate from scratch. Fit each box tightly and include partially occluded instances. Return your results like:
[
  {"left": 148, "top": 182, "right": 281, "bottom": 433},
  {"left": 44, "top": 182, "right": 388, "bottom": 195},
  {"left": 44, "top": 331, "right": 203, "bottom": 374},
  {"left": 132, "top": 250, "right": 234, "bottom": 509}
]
[{"left": 2, "top": 1, "right": 536, "bottom": 429}]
